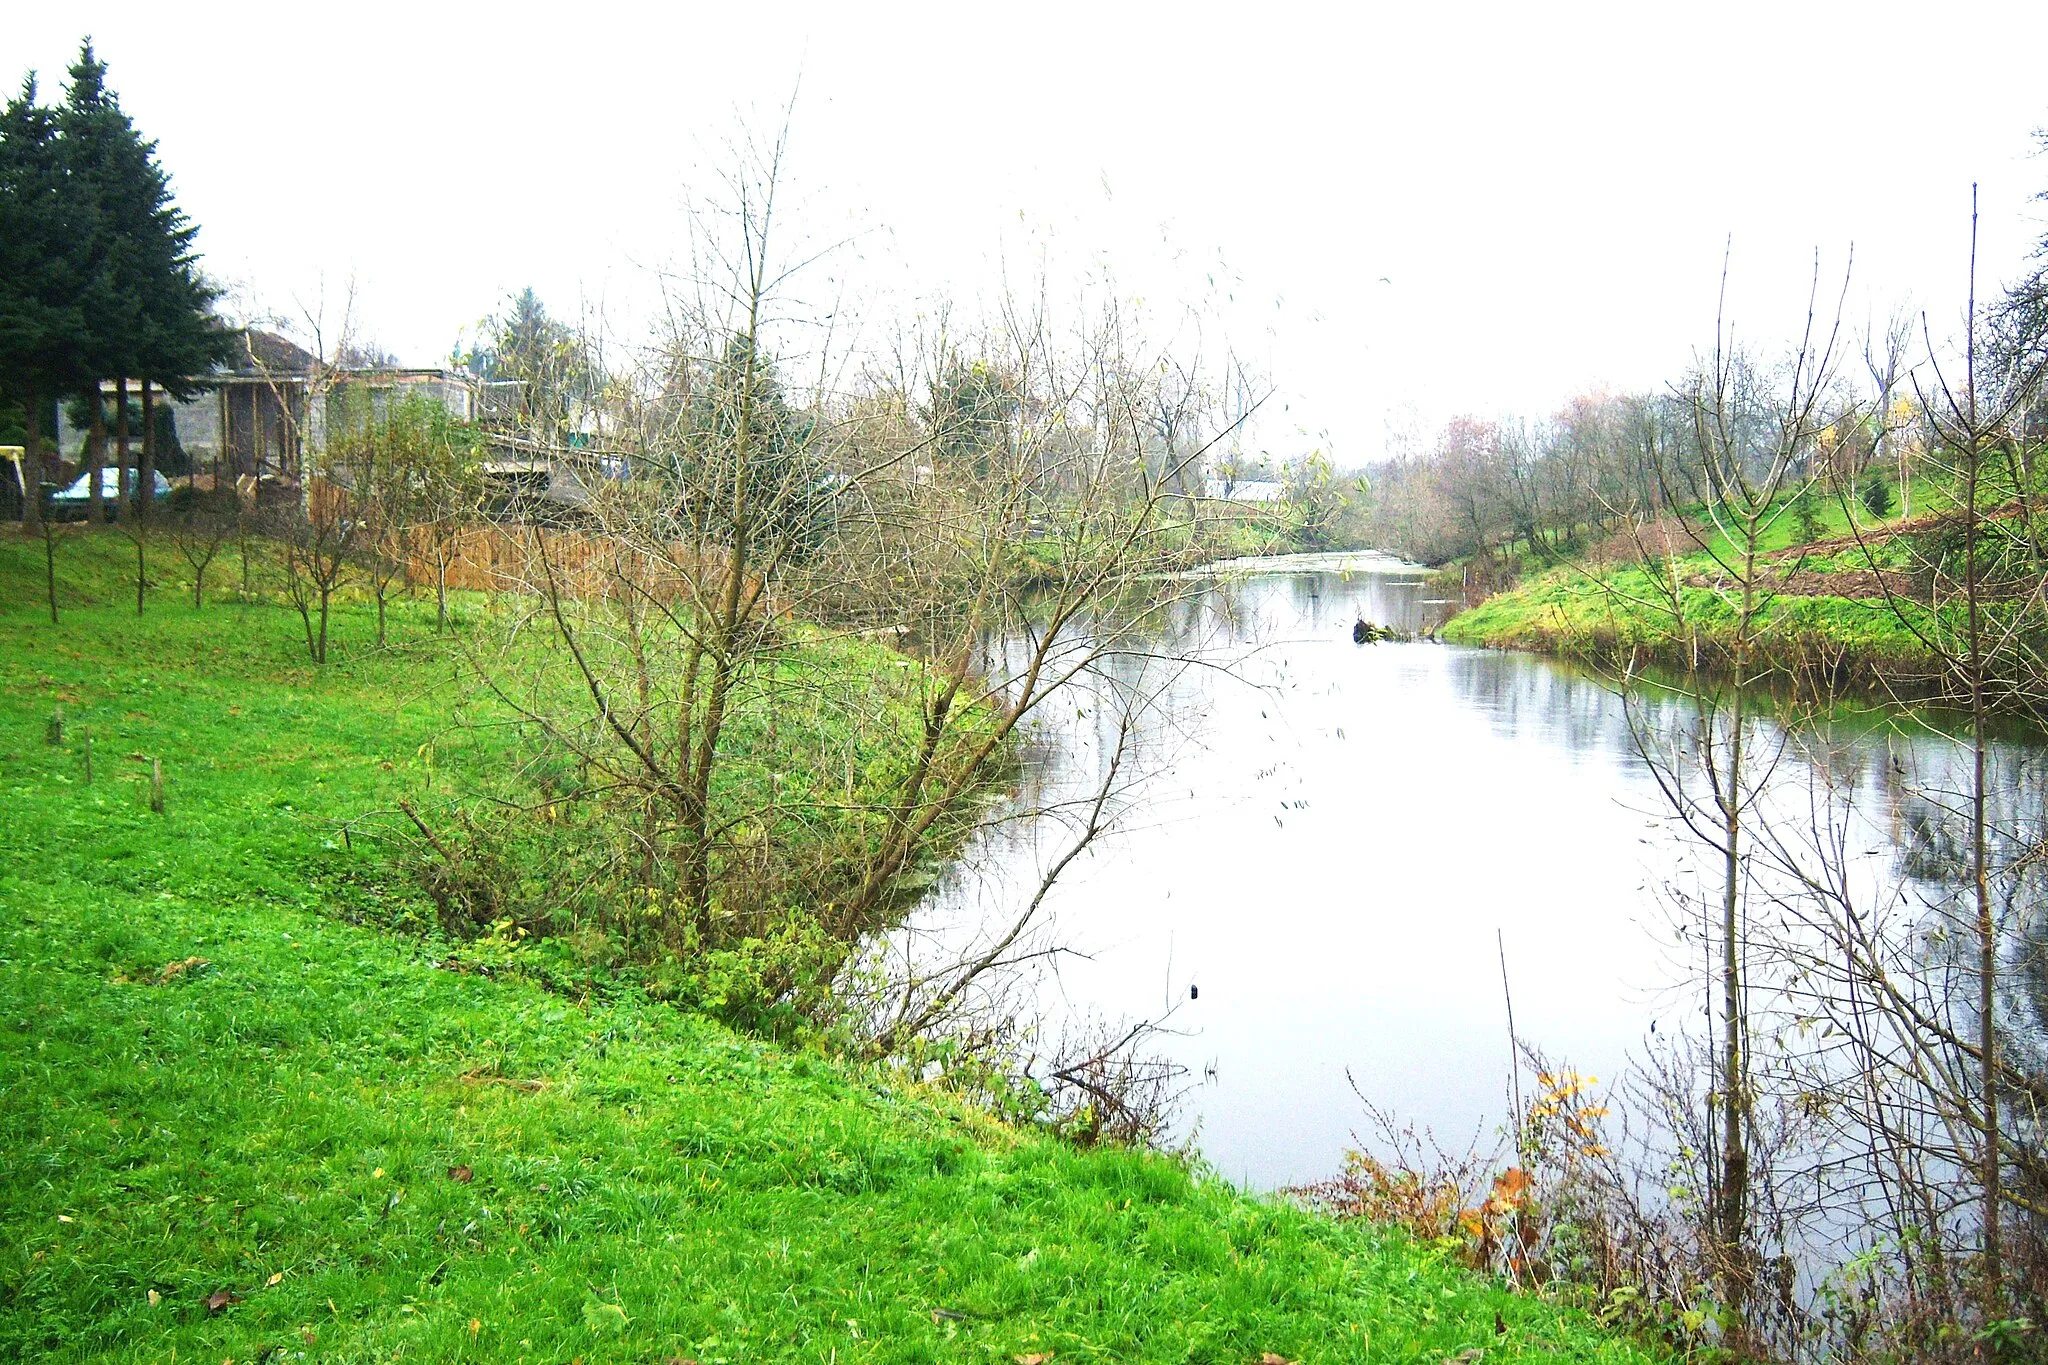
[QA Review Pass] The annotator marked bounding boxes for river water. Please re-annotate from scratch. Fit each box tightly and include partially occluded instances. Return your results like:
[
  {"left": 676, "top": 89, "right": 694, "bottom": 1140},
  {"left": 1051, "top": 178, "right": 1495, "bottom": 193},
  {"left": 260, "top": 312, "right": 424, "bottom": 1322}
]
[{"left": 912, "top": 553, "right": 2048, "bottom": 1191}]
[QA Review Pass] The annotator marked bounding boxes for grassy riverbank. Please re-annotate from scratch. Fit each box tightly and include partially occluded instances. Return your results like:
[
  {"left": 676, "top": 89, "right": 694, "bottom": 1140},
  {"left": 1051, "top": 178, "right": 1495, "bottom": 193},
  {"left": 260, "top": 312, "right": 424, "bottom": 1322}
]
[
  {"left": 0, "top": 531, "right": 1653, "bottom": 1363},
  {"left": 1438, "top": 488, "right": 1960, "bottom": 694},
  {"left": 1440, "top": 563, "right": 1942, "bottom": 686}
]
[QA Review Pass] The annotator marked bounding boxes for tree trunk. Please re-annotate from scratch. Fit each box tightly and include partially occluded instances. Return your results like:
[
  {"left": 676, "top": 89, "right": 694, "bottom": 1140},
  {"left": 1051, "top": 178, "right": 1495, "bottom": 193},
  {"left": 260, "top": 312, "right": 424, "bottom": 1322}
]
[
  {"left": 87, "top": 389, "right": 106, "bottom": 523},
  {"left": 1961, "top": 192, "right": 2003, "bottom": 1326},
  {"left": 140, "top": 381, "right": 156, "bottom": 523},
  {"left": 1964, "top": 425, "right": 2003, "bottom": 1325},
  {"left": 22, "top": 386, "right": 42, "bottom": 534},
  {"left": 676, "top": 330, "right": 764, "bottom": 941},
  {"left": 44, "top": 522, "right": 59, "bottom": 623},
  {"left": 116, "top": 377, "right": 131, "bottom": 513},
  {"left": 1718, "top": 682, "right": 1751, "bottom": 1346}
]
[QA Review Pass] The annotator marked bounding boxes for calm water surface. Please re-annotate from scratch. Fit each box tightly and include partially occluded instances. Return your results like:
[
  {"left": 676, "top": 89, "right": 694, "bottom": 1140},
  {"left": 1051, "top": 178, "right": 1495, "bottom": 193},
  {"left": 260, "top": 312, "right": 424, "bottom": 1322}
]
[{"left": 915, "top": 553, "right": 2045, "bottom": 1190}]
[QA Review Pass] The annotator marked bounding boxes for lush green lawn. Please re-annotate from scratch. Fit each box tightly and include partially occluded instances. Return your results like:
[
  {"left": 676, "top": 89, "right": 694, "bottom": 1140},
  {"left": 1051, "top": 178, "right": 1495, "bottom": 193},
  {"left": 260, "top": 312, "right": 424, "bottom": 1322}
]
[{"left": 1, "top": 531, "right": 1653, "bottom": 1363}]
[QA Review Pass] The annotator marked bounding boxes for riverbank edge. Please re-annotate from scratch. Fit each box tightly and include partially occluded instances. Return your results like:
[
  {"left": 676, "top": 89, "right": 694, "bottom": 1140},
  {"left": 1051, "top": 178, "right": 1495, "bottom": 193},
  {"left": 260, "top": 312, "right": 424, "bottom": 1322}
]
[
  {"left": 0, "top": 529, "right": 1662, "bottom": 1363},
  {"left": 1438, "top": 562, "right": 1955, "bottom": 699}
]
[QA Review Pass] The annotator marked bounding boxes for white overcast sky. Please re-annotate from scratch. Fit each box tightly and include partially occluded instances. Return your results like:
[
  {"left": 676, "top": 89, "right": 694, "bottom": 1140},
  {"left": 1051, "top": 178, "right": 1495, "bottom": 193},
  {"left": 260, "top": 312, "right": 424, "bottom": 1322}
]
[{"left": 11, "top": 1, "right": 2048, "bottom": 462}]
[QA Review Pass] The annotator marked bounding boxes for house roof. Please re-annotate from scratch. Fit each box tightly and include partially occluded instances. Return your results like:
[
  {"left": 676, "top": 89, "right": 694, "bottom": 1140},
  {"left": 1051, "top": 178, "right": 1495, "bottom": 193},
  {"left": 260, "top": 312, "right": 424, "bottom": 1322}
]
[{"left": 238, "top": 329, "right": 318, "bottom": 374}]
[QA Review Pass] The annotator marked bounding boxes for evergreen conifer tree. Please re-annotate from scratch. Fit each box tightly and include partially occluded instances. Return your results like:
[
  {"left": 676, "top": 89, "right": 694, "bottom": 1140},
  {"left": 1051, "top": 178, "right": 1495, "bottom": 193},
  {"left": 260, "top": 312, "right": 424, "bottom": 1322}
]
[
  {"left": 0, "top": 74, "right": 87, "bottom": 531},
  {"left": 57, "top": 42, "right": 234, "bottom": 519}
]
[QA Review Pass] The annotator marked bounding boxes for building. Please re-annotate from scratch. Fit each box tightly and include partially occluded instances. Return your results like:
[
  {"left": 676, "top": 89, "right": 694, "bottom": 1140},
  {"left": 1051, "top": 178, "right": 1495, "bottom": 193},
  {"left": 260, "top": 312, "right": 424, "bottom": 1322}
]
[
  {"left": 48, "top": 329, "right": 627, "bottom": 516},
  {"left": 1203, "top": 476, "right": 1287, "bottom": 503},
  {"left": 55, "top": 330, "right": 484, "bottom": 492}
]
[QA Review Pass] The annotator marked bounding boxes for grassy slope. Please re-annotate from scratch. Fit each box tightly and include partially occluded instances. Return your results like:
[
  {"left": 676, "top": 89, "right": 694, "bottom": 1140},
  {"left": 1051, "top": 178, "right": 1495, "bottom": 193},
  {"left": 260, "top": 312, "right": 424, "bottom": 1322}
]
[
  {"left": 0, "top": 532, "right": 1652, "bottom": 1363},
  {"left": 1441, "top": 485, "right": 1940, "bottom": 681}
]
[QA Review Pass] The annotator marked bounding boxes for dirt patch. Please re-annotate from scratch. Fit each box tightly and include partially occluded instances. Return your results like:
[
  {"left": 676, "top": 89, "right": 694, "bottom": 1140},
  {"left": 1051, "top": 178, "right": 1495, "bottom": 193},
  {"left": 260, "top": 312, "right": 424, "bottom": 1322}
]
[
  {"left": 1682, "top": 566, "right": 1921, "bottom": 601},
  {"left": 1583, "top": 516, "right": 1715, "bottom": 564}
]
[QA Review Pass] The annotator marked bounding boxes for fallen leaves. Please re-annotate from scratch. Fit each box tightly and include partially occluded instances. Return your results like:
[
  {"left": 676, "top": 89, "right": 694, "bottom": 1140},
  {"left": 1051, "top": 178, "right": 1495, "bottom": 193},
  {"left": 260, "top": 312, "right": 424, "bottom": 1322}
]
[
  {"left": 204, "top": 1288, "right": 240, "bottom": 1315},
  {"left": 156, "top": 957, "right": 209, "bottom": 984},
  {"left": 446, "top": 1164, "right": 474, "bottom": 1183},
  {"left": 1258, "top": 1355, "right": 1298, "bottom": 1365},
  {"left": 1015, "top": 1354, "right": 1055, "bottom": 1365},
  {"left": 265, "top": 1272, "right": 283, "bottom": 1287},
  {"left": 147, "top": 1290, "right": 160, "bottom": 1307}
]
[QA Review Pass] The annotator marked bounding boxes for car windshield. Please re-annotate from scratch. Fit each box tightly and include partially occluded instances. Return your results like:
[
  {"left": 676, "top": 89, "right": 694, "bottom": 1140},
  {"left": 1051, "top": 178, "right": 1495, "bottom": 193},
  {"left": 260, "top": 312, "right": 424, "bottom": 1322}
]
[{"left": 56, "top": 469, "right": 171, "bottom": 498}]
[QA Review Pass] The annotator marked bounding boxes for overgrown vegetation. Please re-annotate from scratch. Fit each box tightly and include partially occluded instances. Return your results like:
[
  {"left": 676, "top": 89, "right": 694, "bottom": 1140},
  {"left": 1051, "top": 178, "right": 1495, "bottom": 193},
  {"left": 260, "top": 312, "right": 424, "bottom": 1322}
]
[{"left": 1356, "top": 212, "right": 2048, "bottom": 1360}]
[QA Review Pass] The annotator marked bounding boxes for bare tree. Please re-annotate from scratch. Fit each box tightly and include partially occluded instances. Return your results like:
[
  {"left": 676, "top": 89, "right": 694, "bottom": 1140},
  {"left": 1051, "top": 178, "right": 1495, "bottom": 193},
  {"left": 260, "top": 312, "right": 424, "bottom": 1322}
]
[
  {"left": 1818, "top": 189, "right": 2048, "bottom": 1333},
  {"left": 431, "top": 121, "right": 1250, "bottom": 1115},
  {"left": 1592, "top": 247, "right": 1856, "bottom": 1350},
  {"left": 414, "top": 423, "right": 485, "bottom": 632},
  {"left": 278, "top": 462, "right": 356, "bottom": 664},
  {"left": 166, "top": 485, "right": 232, "bottom": 608}
]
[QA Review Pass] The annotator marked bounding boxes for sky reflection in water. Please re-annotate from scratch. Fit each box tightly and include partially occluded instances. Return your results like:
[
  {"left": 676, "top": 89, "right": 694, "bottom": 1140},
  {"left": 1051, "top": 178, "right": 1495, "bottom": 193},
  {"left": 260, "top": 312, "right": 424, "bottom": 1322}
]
[{"left": 915, "top": 558, "right": 2038, "bottom": 1191}]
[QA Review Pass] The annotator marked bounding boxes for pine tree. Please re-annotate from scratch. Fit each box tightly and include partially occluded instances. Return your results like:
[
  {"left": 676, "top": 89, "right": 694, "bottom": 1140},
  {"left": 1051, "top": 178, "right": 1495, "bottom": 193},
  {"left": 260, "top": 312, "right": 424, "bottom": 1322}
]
[
  {"left": 469, "top": 288, "right": 589, "bottom": 436},
  {"left": 58, "top": 42, "right": 235, "bottom": 521},
  {"left": 0, "top": 73, "right": 88, "bottom": 532}
]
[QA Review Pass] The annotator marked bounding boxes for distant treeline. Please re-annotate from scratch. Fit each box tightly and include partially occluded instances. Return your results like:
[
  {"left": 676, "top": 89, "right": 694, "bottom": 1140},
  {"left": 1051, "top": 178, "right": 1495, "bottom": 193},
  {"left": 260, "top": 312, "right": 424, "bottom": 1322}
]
[{"left": 1363, "top": 247, "right": 2048, "bottom": 570}]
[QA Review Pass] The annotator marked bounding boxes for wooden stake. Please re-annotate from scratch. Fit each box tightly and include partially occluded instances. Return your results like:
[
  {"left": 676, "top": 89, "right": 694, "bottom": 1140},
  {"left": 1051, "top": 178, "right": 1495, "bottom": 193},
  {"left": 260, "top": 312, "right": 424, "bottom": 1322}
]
[
  {"left": 45, "top": 705, "right": 63, "bottom": 746},
  {"left": 150, "top": 758, "right": 165, "bottom": 814}
]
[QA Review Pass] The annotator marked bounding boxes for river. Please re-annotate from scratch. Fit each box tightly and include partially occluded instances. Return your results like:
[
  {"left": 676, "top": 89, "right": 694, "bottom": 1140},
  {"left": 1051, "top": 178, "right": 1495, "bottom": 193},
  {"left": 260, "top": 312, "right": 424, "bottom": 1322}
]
[{"left": 911, "top": 552, "right": 2048, "bottom": 1192}]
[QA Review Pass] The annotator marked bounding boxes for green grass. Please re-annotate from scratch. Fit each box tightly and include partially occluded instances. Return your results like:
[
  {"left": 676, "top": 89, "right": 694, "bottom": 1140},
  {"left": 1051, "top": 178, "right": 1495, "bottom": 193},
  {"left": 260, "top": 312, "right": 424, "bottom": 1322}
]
[
  {"left": 1673, "top": 473, "right": 1931, "bottom": 564},
  {"left": 1439, "top": 483, "right": 1952, "bottom": 691},
  {"left": 1442, "top": 565, "right": 1932, "bottom": 655},
  {"left": 1, "top": 530, "right": 1654, "bottom": 1363}
]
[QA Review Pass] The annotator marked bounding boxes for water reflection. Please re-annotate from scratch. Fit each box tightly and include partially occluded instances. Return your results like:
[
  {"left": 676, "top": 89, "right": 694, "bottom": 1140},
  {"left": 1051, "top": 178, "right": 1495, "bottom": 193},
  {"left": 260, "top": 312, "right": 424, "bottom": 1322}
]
[{"left": 915, "top": 557, "right": 2048, "bottom": 1190}]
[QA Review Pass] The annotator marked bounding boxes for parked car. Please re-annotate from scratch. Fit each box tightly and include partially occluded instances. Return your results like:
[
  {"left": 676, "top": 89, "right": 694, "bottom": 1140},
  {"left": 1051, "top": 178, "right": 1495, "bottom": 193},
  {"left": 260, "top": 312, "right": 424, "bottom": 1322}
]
[{"left": 48, "top": 468, "right": 174, "bottom": 520}]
